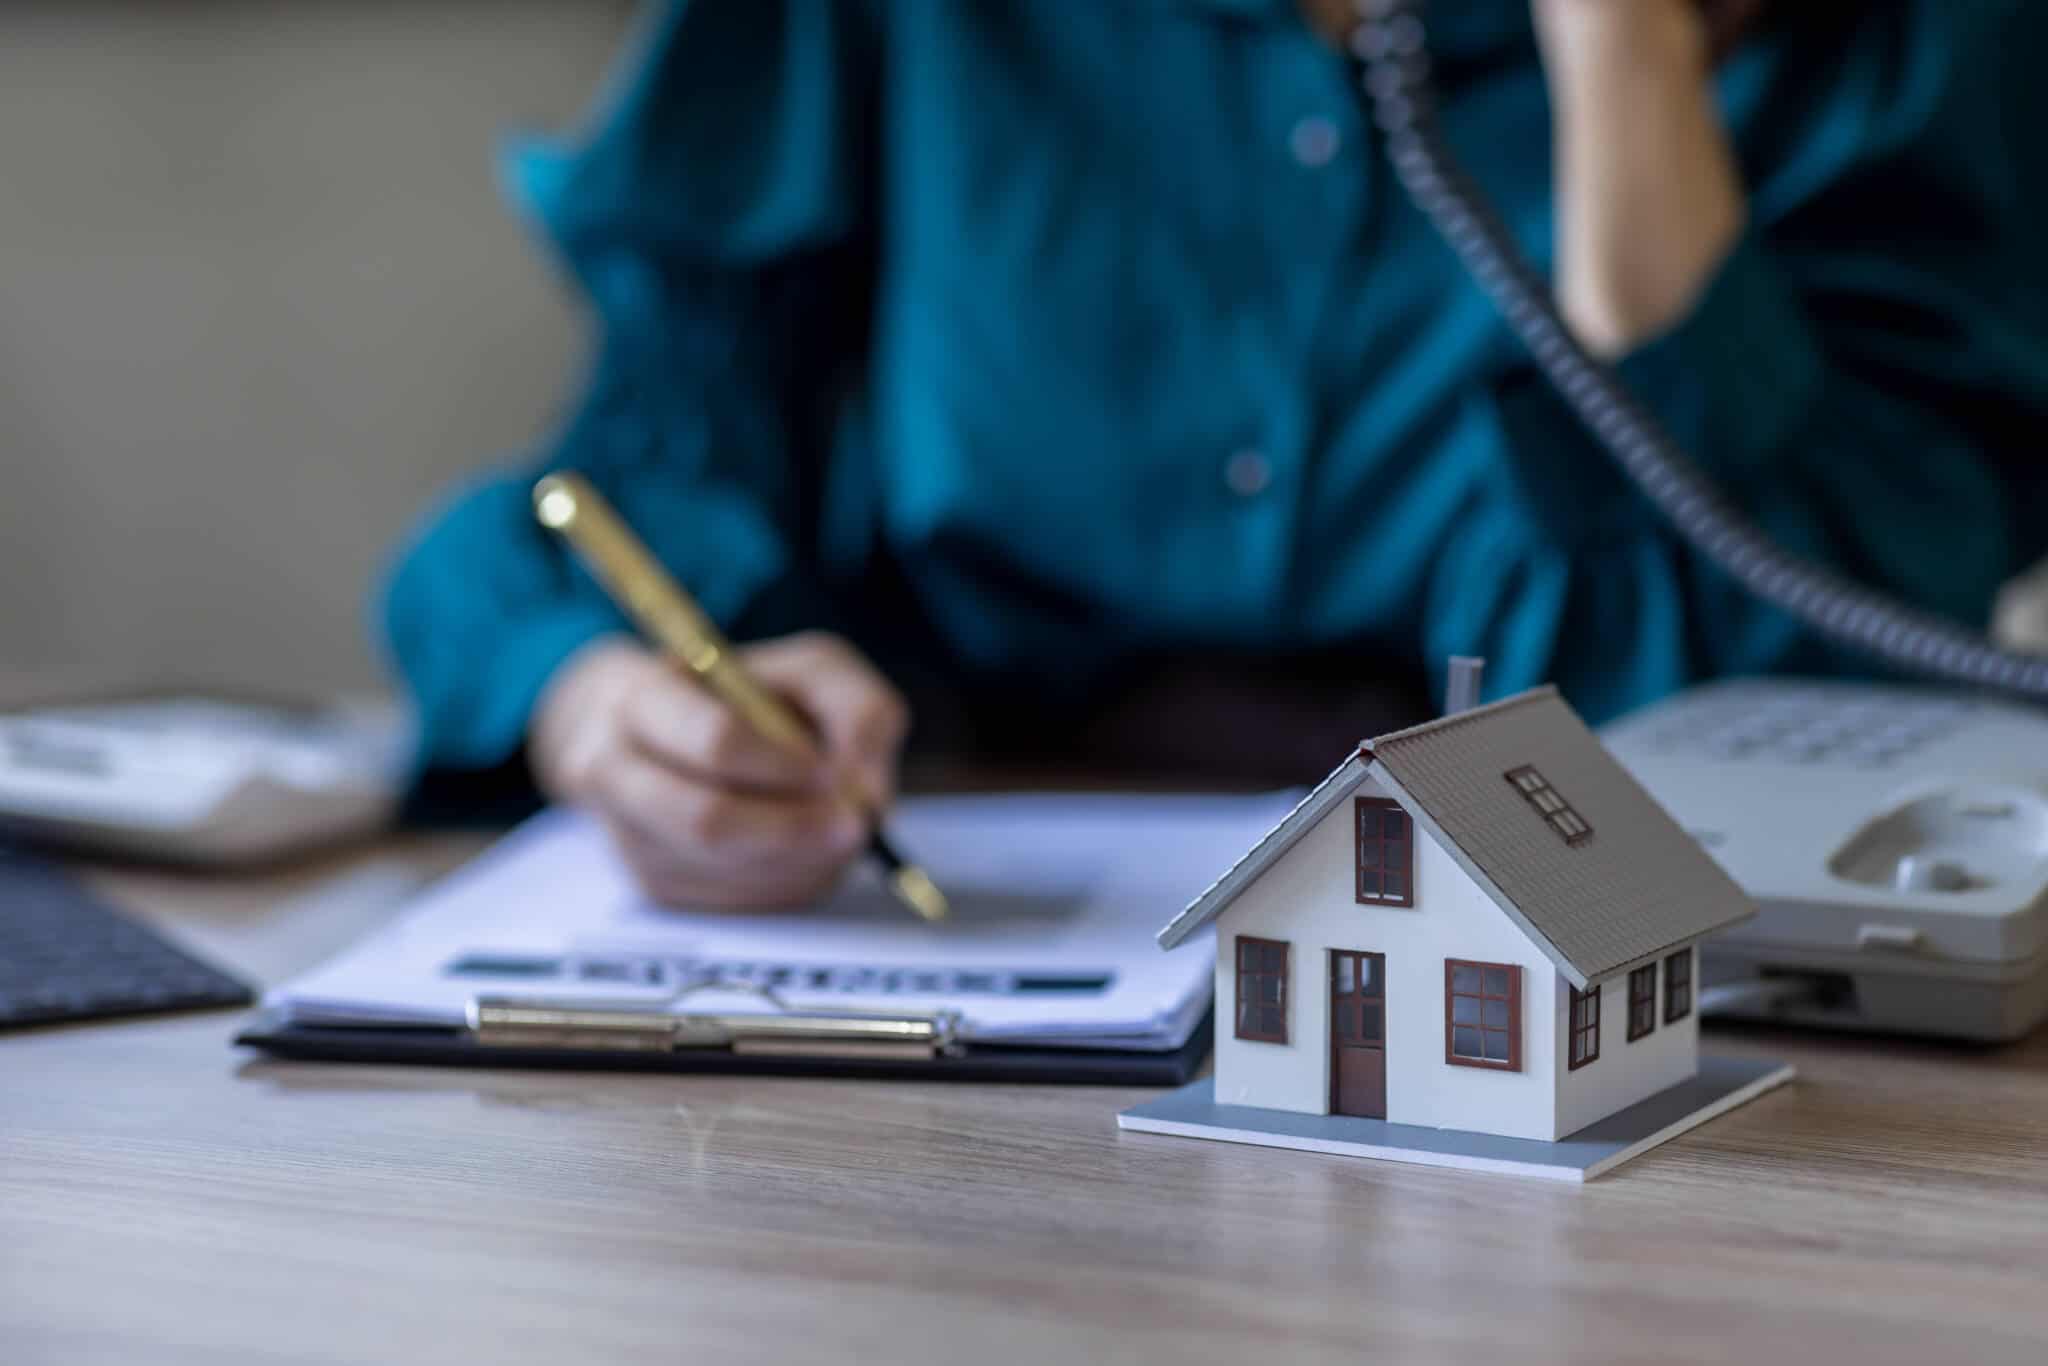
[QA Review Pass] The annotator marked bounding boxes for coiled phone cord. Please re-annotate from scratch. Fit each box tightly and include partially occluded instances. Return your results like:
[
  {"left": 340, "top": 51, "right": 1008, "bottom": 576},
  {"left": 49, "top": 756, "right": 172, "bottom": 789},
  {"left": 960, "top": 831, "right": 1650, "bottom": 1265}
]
[{"left": 1344, "top": 0, "right": 2048, "bottom": 698}]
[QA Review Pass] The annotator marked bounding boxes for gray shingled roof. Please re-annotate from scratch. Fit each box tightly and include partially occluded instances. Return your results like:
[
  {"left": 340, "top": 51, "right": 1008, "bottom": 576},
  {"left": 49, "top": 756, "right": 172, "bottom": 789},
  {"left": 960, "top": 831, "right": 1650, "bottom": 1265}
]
[{"left": 1156, "top": 687, "right": 1756, "bottom": 988}]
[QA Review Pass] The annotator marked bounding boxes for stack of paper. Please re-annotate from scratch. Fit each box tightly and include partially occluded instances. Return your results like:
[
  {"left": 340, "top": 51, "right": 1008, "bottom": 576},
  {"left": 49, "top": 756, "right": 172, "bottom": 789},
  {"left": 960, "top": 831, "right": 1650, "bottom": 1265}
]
[{"left": 266, "top": 792, "right": 1300, "bottom": 1051}]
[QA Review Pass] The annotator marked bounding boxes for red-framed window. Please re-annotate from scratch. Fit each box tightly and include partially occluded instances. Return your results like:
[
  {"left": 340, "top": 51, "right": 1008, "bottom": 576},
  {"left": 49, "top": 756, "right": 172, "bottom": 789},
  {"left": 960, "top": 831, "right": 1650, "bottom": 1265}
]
[
  {"left": 1568, "top": 983, "right": 1602, "bottom": 1070},
  {"left": 1234, "top": 937, "right": 1289, "bottom": 1044},
  {"left": 1627, "top": 964, "right": 1657, "bottom": 1042},
  {"left": 1444, "top": 959, "right": 1521, "bottom": 1071},
  {"left": 1664, "top": 948, "right": 1694, "bottom": 1024}
]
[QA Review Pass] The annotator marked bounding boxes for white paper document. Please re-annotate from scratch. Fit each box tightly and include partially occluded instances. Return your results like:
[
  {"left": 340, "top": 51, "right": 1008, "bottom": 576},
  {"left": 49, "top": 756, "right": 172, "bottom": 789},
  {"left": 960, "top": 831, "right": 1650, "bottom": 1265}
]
[{"left": 266, "top": 791, "right": 1300, "bottom": 1050}]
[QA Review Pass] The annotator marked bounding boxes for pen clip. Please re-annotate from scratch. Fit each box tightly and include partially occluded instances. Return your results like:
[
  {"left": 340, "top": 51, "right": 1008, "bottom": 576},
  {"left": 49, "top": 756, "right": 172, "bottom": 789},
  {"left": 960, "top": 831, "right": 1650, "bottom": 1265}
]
[{"left": 467, "top": 980, "right": 962, "bottom": 1060}]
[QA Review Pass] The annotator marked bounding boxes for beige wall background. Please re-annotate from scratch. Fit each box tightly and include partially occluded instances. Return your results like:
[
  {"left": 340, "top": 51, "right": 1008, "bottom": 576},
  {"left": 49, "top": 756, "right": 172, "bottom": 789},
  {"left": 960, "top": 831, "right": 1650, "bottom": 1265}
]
[{"left": 1, "top": 1, "right": 636, "bottom": 698}]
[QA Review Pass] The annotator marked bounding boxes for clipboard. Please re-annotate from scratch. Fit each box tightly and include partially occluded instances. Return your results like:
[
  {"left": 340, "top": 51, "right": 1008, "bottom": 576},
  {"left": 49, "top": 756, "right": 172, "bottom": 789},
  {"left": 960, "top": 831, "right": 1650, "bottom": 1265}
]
[
  {"left": 239, "top": 796, "right": 1283, "bottom": 1088},
  {"left": 236, "top": 997, "right": 1214, "bottom": 1086}
]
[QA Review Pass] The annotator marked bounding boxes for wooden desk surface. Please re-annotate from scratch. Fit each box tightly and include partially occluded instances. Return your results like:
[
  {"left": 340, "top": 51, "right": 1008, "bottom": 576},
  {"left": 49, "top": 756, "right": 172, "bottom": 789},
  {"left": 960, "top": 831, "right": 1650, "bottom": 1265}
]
[{"left": 5, "top": 833, "right": 2048, "bottom": 1366}]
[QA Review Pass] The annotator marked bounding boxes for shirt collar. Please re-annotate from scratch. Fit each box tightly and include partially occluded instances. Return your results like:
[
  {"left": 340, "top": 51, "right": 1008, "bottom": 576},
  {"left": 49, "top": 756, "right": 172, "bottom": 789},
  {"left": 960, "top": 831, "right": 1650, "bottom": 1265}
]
[{"left": 1171, "top": 0, "right": 1532, "bottom": 58}]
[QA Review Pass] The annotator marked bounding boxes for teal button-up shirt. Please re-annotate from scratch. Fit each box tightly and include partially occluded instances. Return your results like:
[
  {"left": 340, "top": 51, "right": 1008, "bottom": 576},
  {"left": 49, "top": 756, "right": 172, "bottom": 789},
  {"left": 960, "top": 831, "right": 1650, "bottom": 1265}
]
[{"left": 382, "top": 0, "right": 2048, "bottom": 781}]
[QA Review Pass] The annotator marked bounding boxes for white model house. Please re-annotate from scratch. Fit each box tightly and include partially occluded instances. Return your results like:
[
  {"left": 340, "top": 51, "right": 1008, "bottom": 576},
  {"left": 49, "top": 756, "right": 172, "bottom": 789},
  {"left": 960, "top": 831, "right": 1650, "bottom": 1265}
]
[{"left": 1150, "top": 684, "right": 1760, "bottom": 1145}]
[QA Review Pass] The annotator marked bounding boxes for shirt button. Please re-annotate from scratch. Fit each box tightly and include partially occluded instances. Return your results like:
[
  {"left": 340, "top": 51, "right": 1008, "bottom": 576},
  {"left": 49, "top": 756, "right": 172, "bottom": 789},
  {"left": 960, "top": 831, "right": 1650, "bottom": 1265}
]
[
  {"left": 1289, "top": 115, "right": 1341, "bottom": 168},
  {"left": 1225, "top": 448, "right": 1273, "bottom": 498}
]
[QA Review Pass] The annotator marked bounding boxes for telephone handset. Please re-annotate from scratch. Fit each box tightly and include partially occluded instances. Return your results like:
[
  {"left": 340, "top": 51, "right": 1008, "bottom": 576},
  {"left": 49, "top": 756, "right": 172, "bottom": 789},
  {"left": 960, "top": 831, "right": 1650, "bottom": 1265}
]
[{"left": 1343, "top": 0, "right": 2048, "bottom": 701}]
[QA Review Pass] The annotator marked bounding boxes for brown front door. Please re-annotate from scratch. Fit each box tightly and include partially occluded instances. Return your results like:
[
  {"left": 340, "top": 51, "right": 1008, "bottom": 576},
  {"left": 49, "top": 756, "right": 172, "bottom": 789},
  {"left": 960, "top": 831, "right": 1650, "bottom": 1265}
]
[{"left": 1330, "top": 950, "right": 1387, "bottom": 1119}]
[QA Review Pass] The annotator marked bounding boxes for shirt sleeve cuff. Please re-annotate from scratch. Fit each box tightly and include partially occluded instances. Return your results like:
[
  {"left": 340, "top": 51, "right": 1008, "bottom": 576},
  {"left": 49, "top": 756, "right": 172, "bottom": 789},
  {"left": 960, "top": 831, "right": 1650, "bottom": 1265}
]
[
  {"left": 378, "top": 477, "right": 630, "bottom": 780},
  {"left": 384, "top": 593, "right": 631, "bottom": 823},
  {"left": 1484, "top": 233, "right": 1827, "bottom": 545}
]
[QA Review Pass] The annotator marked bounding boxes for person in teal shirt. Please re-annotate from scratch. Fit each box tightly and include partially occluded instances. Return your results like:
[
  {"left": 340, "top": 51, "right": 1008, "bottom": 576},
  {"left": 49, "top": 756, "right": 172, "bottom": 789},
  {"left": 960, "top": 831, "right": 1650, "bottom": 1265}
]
[{"left": 383, "top": 0, "right": 2048, "bottom": 906}]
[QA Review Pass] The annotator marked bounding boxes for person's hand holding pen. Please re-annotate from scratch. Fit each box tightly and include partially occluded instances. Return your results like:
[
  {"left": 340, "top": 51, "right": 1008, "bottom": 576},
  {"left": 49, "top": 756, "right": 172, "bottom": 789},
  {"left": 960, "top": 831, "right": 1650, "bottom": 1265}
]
[
  {"left": 530, "top": 631, "right": 910, "bottom": 909},
  {"left": 527, "top": 474, "right": 946, "bottom": 919}
]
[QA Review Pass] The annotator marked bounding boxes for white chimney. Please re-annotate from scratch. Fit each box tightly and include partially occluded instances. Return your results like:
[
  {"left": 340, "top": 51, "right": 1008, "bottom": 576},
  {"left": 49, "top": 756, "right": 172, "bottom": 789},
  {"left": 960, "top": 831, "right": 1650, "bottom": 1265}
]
[{"left": 1444, "top": 656, "right": 1485, "bottom": 716}]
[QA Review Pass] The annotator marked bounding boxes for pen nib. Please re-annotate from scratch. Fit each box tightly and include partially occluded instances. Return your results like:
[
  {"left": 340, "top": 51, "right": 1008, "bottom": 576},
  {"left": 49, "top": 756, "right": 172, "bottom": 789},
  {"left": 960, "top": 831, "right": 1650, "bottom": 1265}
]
[{"left": 890, "top": 865, "right": 951, "bottom": 923}]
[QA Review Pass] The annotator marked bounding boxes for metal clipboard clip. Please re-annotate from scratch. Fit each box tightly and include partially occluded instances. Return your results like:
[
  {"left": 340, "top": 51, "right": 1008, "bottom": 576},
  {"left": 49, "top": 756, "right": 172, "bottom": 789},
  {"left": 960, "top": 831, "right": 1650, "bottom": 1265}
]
[{"left": 467, "top": 981, "right": 963, "bottom": 1061}]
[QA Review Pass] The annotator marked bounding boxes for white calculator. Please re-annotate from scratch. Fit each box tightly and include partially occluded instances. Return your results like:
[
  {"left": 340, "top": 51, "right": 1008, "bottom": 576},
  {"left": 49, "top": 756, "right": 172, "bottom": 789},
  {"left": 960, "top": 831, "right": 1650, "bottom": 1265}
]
[{"left": 1603, "top": 680, "right": 2048, "bottom": 1041}]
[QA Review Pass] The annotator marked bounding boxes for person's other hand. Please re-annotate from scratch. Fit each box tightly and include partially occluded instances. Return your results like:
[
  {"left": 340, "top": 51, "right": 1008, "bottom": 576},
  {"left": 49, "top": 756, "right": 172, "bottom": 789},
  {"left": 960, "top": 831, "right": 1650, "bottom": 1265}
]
[
  {"left": 1530, "top": 0, "right": 1746, "bottom": 355},
  {"left": 528, "top": 632, "right": 910, "bottom": 908},
  {"left": 1533, "top": 0, "right": 1767, "bottom": 54}
]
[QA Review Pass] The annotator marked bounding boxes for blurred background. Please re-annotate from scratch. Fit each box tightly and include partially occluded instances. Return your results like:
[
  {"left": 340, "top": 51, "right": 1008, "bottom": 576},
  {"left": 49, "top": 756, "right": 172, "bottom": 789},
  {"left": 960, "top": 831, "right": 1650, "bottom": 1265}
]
[
  {"left": 1, "top": 0, "right": 636, "bottom": 698},
  {"left": 7, "top": 1, "right": 2045, "bottom": 709}
]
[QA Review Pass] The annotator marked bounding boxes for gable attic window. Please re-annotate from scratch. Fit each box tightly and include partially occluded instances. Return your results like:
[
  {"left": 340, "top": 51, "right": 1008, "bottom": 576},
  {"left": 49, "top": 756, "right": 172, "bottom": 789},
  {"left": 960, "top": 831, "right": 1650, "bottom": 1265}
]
[
  {"left": 1504, "top": 766, "right": 1593, "bottom": 847},
  {"left": 1354, "top": 798, "right": 1415, "bottom": 907}
]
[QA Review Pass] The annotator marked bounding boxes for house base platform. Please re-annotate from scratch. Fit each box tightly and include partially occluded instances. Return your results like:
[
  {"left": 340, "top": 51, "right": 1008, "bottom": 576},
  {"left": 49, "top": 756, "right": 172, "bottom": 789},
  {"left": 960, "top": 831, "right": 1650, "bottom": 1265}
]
[{"left": 1117, "top": 1055, "right": 1794, "bottom": 1182}]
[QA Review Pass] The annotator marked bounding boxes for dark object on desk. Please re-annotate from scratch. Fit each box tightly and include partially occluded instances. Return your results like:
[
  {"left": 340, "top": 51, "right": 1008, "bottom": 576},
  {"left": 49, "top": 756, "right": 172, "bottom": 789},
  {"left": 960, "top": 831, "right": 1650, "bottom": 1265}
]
[
  {"left": 405, "top": 647, "right": 1433, "bottom": 822},
  {"left": 893, "top": 650, "right": 1434, "bottom": 792},
  {"left": 0, "top": 845, "right": 253, "bottom": 1029},
  {"left": 237, "top": 1008, "right": 1213, "bottom": 1087}
]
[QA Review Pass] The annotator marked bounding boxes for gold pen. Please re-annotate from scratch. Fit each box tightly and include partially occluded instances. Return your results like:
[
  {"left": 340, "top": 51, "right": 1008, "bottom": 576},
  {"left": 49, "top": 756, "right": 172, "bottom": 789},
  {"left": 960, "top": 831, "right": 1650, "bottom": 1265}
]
[{"left": 532, "top": 472, "right": 949, "bottom": 923}]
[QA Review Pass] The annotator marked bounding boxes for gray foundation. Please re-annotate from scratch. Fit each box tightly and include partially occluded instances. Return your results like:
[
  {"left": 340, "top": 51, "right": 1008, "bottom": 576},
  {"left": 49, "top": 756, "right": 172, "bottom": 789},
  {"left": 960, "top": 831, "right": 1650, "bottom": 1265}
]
[{"left": 1117, "top": 1054, "right": 1794, "bottom": 1181}]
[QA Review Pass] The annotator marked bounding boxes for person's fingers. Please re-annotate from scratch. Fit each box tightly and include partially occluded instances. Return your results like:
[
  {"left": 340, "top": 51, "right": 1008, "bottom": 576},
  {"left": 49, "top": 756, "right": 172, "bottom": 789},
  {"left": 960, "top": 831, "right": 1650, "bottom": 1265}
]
[
  {"left": 592, "top": 745, "right": 865, "bottom": 864},
  {"left": 605, "top": 800, "right": 853, "bottom": 883},
  {"left": 605, "top": 817, "right": 849, "bottom": 910},
  {"left": 621, "top": 669, "right": 819, "bottom": 794},
  {"left": 742, "top": 632, "right": 910, "bottom": 807},
  {"left": 528, "top": 636, "right": 647, "bottom": 803},
  {"left": 535, "top": 638, "right": 874, "bottom": 909}
]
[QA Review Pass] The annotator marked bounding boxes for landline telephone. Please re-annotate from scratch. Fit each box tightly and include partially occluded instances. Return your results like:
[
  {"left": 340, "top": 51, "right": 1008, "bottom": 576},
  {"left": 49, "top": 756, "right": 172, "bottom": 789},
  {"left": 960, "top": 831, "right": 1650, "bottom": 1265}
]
[
  {"left": 0, "top": 695, "right": 404, "bottom": 864},
  {"left": 1345, "top": 1, "right": 2048, "bottom": 1038}
]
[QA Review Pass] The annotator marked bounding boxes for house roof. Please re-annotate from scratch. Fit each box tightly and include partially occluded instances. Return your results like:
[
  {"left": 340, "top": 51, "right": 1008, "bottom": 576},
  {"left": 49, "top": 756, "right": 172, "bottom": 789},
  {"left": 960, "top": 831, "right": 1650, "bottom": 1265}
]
[{"left": 1155, "top": 687, "right": 1757, "bottom": 988}]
